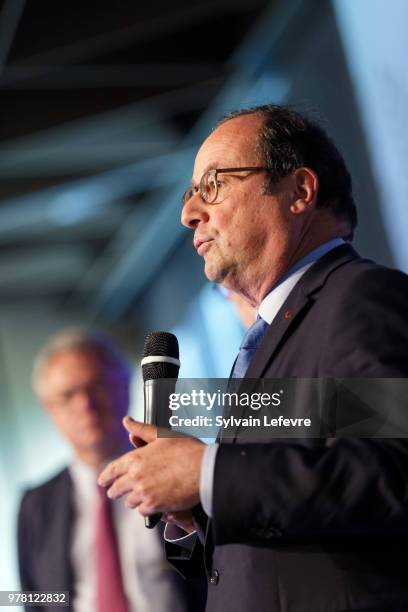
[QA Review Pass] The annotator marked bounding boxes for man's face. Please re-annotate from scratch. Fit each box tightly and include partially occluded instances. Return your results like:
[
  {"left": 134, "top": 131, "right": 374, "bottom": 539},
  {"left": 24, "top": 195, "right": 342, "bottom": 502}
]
[
  {"left": 181, "top": 114, "right": 297, "bottom": 302},
  {"left": 38, "top": 349, "right": 129, "bottom": 458}
]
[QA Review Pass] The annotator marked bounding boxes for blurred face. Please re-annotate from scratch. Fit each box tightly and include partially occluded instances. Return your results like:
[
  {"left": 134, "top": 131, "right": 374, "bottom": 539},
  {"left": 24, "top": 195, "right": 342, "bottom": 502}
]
[
  {"left": 181, "top": 114, "right": 297, "bottom": 304},
  {"left": 38, "top": 349, "right": 129, "bottom": 460}
]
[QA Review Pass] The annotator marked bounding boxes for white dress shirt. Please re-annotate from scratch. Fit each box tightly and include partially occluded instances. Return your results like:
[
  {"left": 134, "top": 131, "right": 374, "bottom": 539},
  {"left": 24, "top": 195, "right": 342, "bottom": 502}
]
[{"left": 69, "top": 458, "right": 186, "bottom": 612}]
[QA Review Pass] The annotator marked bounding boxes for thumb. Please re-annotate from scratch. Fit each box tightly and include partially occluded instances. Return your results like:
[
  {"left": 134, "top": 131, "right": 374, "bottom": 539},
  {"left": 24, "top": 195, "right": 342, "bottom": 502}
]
[{"left": 123, "top": 416, "right": 157, "bottom": 443}]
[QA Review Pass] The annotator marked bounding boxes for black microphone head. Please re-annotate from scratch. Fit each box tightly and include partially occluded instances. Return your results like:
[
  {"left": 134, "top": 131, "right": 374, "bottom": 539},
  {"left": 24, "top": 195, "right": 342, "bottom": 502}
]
[{"left": 142, "top": 331, "right": 180, "bottom": 381}]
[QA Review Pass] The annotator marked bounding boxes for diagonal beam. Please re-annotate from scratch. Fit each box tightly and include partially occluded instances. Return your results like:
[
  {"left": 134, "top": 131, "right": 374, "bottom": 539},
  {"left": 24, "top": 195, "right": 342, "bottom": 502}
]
[
  {"left": 93, "top": 0, "right": 303, "bottom": 317},
  {"left": 0, "top": 0, "right": 25, "bottom": 76},
  {"left": 7, "top": 0, "right": 264, "bottom": 73}
]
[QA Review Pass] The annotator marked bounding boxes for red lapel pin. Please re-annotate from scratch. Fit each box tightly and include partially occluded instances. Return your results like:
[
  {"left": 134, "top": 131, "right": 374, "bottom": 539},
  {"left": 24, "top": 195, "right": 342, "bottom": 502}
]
[{"left": 283, "top": 310, "right": 292, "bottom": 320}]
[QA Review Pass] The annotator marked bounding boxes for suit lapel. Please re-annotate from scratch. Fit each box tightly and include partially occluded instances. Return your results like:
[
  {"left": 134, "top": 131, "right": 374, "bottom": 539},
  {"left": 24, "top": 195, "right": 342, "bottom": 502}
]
[
  {"left": 226, "top": 245, "right": 363, "bottom": 436},
  {"left": 52, "top": 469, "right": 75, "bottom": 592},
  {"left": 245, "top": 289, "right": 311, "bottom": 381},
  {"left": 61, "top": 470, "right": 75, "bottom": 593},
  {"left": 36, "top": 468, "right": 75, "bottom": 592}
]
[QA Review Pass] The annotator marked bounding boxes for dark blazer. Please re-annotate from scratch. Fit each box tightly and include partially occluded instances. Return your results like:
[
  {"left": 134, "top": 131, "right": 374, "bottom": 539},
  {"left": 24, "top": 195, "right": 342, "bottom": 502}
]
[
  {"left": 18, "top": 468, "right": 206, "bottom": 612},
  {"left": 18, "top": 469, "right": 74, "bottom": 609},
  {"left": 168, "top": 244, "right": 408, "bottom": 612}
]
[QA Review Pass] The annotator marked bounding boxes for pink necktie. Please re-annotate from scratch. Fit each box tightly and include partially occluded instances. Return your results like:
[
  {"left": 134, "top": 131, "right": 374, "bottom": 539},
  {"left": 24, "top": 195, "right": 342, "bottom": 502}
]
[{"left": 95, "top": 486, "right": 129, "bottom": 612}]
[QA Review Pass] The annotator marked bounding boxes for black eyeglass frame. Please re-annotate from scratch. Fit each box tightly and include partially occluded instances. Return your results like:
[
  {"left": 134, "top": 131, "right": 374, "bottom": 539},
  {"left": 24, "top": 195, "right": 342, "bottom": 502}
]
[{"left": 182, "top": 166, "right": 269, "bottom": 205}]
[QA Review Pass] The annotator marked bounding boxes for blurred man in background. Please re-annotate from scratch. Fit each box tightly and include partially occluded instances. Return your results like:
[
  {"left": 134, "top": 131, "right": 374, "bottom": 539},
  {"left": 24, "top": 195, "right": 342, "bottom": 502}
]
[{"left": 18, "top": 328, "right": 196, "bottom": 612}]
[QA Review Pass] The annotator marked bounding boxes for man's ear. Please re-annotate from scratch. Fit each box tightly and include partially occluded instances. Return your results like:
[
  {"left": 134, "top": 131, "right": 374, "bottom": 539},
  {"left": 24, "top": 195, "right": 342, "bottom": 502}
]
[{"left": 289, "top": 167, "right": 318, "bottom": 215}]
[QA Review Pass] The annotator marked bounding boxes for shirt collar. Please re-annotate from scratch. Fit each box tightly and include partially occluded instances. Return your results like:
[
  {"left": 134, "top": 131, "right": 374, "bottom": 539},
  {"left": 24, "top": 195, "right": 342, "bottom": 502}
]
[
  {"left": 258, "top": 238, "right": 344, "bottom": 325},
  {"left": 69, "top": 458, "right": 100, "bottom": 502}
]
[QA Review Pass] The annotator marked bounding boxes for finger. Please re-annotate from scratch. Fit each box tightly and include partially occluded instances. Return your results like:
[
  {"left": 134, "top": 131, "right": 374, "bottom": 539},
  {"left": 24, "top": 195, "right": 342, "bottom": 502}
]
[
  {"left": 107, "top": 474, "right": 137, "bottom": 500},
  {"left": 123, "top": 417, "right": 157, "bottom": 443},
  {"left": 98, "top": 451, "right": 135, "bottom": 487},
  {"left": 124, "top": 490, "right": 143, "bottom": 509},
  {"left": 137, "top": 500, "right": 157, "bottom": 516}
]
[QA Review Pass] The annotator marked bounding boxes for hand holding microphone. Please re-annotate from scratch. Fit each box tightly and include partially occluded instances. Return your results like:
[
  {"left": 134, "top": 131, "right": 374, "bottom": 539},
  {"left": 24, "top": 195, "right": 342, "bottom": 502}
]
[{"left": 98, "top": 331, "right": 205, "bottom": 523}]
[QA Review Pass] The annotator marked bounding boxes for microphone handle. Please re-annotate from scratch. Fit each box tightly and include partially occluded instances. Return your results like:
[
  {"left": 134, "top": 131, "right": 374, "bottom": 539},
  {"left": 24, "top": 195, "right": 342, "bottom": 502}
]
[
  {"left": 145, "top": 514, "right": 161, "bottom": 529},
  {"left": 143, "top": 378, "right": 177, "bottom": 529}
]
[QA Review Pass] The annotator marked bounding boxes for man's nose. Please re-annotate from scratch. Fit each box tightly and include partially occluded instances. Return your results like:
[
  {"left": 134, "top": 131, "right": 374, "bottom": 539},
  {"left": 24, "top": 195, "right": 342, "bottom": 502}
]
[
  {"left": 74, "top": 389, "right": 98, "bottom": 412},
  {"left": 181, "top": 193, "right": 209, "bottom": 229}
]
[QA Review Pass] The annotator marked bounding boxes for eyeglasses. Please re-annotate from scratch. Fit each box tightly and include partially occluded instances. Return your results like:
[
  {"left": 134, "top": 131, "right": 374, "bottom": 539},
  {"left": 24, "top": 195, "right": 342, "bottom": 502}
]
[
  {"left": 47, "top": 381, "right": 115, "bottom": 409},
  {"left": 182, "top": 166, "right": 269, "bottom": 206}
]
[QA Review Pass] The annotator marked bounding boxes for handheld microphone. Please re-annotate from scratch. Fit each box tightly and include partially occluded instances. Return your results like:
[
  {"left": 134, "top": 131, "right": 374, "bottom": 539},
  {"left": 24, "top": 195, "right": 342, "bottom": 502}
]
[{"left": 141, "top": 331, "right": 180, "bottom": 529}]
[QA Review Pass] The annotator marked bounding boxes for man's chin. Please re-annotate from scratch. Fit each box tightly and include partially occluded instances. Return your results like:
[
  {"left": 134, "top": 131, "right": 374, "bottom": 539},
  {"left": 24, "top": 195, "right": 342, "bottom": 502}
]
[{"left": 204, "top": 260, "right": 228, "bottom": 285}]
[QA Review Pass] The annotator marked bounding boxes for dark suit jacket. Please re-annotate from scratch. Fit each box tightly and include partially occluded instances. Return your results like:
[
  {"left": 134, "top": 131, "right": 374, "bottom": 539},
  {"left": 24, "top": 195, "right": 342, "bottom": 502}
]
[
  {"left": 167, "top": 244, "right": 408, "bottom": 612},
  {"left": 18, "top": 469, "right": 74, "bottom": 610},
  {"left": 18, "top": 467, "right": 206, "bottom": 612}
]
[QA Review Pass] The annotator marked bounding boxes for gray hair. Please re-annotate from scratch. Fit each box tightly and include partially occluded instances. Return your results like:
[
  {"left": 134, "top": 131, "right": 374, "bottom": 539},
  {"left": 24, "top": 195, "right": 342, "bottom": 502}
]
[{"left": 33, "top": 327, "right": 132, "bottom": 395}]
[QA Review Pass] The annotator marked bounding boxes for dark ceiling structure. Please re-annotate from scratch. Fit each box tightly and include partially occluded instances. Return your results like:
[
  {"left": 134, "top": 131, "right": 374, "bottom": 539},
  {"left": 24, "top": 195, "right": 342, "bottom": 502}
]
[{"left": 0, "top": 0, "right": 277, "bottom": 311}]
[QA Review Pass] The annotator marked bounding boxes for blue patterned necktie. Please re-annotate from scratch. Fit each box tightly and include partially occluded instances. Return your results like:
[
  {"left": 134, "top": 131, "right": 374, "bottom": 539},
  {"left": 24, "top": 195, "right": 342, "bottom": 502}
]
[{"left": 232, "top": 316, "right": 269, "bottom": 378}]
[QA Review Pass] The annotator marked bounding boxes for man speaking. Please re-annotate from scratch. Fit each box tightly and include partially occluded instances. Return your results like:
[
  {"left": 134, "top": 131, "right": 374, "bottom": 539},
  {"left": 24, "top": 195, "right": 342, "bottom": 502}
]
[{"left": 99, "top": 105, "right": 408, "bottom": 611}]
